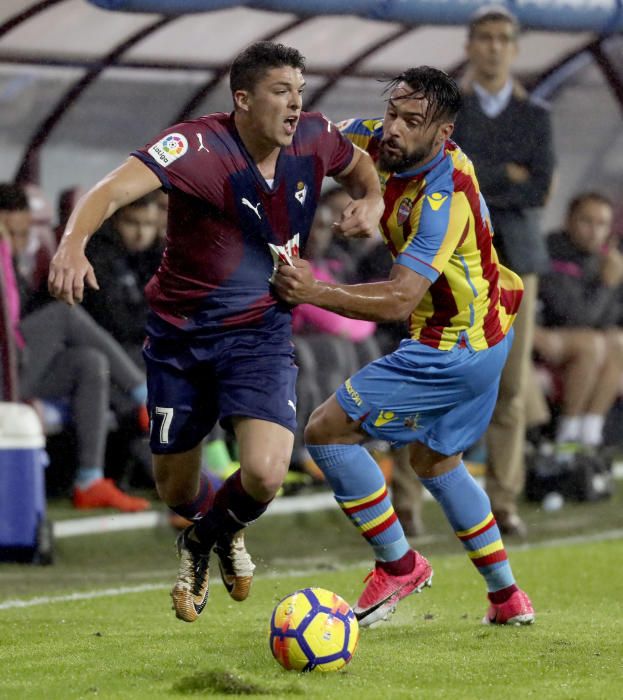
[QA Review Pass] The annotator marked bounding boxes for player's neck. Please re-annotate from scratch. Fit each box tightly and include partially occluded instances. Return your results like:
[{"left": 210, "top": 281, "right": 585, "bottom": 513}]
[{"left": 235, "top": 115, "right": 280, "bottom": 178}]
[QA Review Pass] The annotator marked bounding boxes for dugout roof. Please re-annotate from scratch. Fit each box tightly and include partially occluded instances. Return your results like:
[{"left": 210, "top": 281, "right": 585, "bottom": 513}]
[{"left": 1, "top": 0, "right": 622, "bottom": 231}]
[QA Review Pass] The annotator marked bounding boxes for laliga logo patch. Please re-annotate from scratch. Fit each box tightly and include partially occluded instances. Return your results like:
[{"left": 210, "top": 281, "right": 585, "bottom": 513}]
[
  {"left": 294, "top": 181, "right": 307, "bottom": 206},
  {"left": 148, "top": 133, "right": 188, "bottom": 167},
  {"left": 396, "top": 197, "right": 413, "bottom": 226}
]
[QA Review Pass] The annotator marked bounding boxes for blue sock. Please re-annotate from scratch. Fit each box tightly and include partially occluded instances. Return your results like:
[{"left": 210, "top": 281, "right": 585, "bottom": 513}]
[
  {"left": 130, "top": 382, "right": 148, "bottom": 406},
  {"left": 307, "top": 443, "right": 409, "bottom": 562},
  {"left": 75, "top": 467, "right": 104, "bottom": 490},
  {"left": 419, "top": 462, "right": 515, "bottom": 593}
]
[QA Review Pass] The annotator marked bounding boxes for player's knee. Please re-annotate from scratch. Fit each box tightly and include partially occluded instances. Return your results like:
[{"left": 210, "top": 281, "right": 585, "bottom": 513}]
[
  {"left": 243, "top": 464, "right": 286, "bottom": 501},
  {"left": 304, "top": 405, "right": 333, "bottom": 445}
]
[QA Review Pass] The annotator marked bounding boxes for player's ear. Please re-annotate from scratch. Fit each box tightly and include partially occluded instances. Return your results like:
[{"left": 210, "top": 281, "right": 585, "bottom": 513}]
[
  {"left": 233, "top": 89, "right": 251, "bottom": 112},
  {"left": 438, "top": 121, "right": 454, "bottom": 143}
]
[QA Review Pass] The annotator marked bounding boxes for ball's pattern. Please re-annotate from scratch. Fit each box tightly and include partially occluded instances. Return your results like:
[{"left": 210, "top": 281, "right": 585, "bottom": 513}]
[{"left": 269, "top": 587, "right": 359, "bottom": 672}]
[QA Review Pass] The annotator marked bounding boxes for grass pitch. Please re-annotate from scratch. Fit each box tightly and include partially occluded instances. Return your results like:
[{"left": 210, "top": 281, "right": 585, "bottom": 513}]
[{"left": 0, "top": 487, "right": 622, "bottom": 699}]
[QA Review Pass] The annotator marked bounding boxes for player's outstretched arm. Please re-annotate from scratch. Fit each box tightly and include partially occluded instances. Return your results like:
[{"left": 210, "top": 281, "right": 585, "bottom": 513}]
[
  {"left": 333, "top": 146, "right": 384, "bottom": 239},
  {"left": 274, "top": 260, "right": 430, "bottom": 323},
  {"left": 48, "top": 157, "right": 161, "bottom": 305}
]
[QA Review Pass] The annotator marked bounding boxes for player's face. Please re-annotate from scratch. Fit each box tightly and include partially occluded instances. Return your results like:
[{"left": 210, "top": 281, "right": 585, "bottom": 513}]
[
  {"left": 243, "top": 66, "right": 305, "bottom": 147},
  {"left": 567, "top": 199, "right": 613, "bottom": 254},
  {"left": 379, "top": 84, "right": 452, "bottom": 173},
  {"left": 114, "top": 203, "right": 159, "bottom": 253},
  {"left": 467, "top": 19, "right": 518, "bottom": 82}
]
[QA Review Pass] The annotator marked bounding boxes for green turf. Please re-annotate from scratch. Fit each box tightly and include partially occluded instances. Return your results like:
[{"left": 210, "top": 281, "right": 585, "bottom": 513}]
[
  {"left": 1, "top": 484, "right": 622, "bottom": 697},
  {"left": 2, "top": 480, "right": 622, "bottom": 600},
  {"left": 1, "top": 537, "right": 622, "bottom": 699}
]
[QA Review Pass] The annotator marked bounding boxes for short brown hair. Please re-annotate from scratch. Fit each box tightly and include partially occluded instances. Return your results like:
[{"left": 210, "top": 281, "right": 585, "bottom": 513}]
[
  {"left": 567, "top": 191, "right": 613, "bottom": 217},
  {"left": 468, "top": 4, "right": 520, "bottom": 39},
  {"left": 229, "top": 41, "right": 305, "bottom": 94}
]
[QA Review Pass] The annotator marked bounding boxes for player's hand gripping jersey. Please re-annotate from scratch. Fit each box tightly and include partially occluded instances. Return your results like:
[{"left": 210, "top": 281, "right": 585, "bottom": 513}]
[
  {"left": 133, "top": 112, "right": 353, "bottom": 335},
  {"left": 340, "top": 119, "right": 523, "bottom": 351}
]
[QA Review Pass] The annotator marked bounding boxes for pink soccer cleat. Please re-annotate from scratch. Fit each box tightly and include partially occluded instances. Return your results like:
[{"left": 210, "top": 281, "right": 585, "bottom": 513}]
[
  {"left": 354, "top": 551, "right": 433, "bottom": 627},
  {"left": 483, "top": 588, "right": 535, "bottom": 626}
]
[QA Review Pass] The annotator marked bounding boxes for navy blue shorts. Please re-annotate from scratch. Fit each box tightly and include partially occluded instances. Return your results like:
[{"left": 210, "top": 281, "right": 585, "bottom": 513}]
[
  {"left": 336, "top": 330, "right": 513, "bottom": 455},
  {"left": 143, "top": 327, "right": 298, "bottom": 454}
]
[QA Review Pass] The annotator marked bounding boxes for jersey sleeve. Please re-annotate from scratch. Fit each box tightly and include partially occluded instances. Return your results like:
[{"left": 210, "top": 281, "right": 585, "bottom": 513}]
[
  {"left": 337, "top": 117, "right": 383, "bottom": 154},
  {"left": 312, "top": 113, "right": 356, "bottom": 177},
  {"left": 395, "top": 190, "right": 470, "bottom": 283},
  {"left": 131, "top": 120, "right": 219, "bottom": 200}
]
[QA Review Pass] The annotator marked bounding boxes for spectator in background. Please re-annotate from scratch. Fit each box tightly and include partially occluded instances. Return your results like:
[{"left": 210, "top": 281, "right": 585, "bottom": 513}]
[
  {"left": 452, "top": 4, "right": 555, "bottom": 537},
  {"left": 0, "top": 182, "right": 149, "bottom": 512},
  {"left": 55, "top": 186, "right": 85, "bottom": 244},
  {"left": 534, "top": 192, "right": 623, "bottom": 449},
  {"left": 293, "top": 187, "right": 377, "bottom": 342},
  {"left": 82, "top": 193, "right": 163, "bottom": 363}
]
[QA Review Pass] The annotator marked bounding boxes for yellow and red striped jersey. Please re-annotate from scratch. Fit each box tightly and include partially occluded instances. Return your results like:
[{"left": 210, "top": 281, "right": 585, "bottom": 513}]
[{"left": 340, "top": 118, "right": 523, "bottom": 351}]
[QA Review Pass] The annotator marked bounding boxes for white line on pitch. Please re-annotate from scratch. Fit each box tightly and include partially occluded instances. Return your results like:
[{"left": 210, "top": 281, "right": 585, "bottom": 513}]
[{"left": 1, "top": 528, "right": 622, "bottom": 612}]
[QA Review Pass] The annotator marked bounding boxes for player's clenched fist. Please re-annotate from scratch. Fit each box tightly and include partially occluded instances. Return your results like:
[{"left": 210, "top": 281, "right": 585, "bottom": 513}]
[
  {"left": 332, "top": 196, "right": 384, "bottom": 239},
  {"left": 272, "top": 258, "right": 317, "bottom": 305}
]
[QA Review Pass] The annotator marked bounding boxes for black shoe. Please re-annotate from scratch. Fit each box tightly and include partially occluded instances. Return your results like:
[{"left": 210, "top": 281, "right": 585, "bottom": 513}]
[{"left": 170, "top": 527, "right": 210, "bottom": 622}]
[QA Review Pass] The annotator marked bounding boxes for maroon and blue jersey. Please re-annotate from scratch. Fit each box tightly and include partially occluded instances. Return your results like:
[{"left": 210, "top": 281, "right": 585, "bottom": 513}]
[{"left": 132, "top": 111, "right": 354, "bottom": 337}]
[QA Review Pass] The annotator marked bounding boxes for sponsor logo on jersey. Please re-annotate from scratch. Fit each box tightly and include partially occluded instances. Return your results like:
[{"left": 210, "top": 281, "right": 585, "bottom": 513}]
[
  {"left": 196, "top": 132, "right": 210, "bottom": 153},
  {"left": 426, "top": 192, "right": 448, "bottom": 211},
  {"left": 288, "top": 399, "right": 297, "bottom": 413},
  {"left": 396, "top": 197, "right": 413, "bottom": 225},
  {"left": 374, "top": 410, "right": 396, "bottom": 427},
  {"left": 148, "top": 133, "right": 188, "bottom": 167},
  {"left": 268, "top": 233, "right": 300, "bottom": 282},
  {"left": 344, "top": 379, "right": 362, "bottom": 407},
  {"left": 294, "top": 181, "right": 307, "bottom": 206},
  {"left": 241, "top": 198, "right": 262, "bottom": 219}
]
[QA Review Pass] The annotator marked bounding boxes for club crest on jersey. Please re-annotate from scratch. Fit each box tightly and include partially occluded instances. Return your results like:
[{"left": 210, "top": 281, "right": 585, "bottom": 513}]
[
  {"left": 403, "top": 414, "right": 420, "bottom": 430},
  {"left": 268, "top": 233, "right": 300, "bottom": 282},
  {"left": 148, "top": 133, "right": 188, "bottom": 167},
  {"left": 294, "top": 181, "right": 307, "bottom": 206},
  {"left": 396, "top": 197, "right": 414, "bottom": 225}
]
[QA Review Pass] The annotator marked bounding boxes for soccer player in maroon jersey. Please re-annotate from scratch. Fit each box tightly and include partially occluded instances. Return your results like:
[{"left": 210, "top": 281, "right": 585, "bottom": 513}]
[
  {"left": 48, "top": 41, "right": 383, "bottom": 622},
  {"left": 275, "top": 67, "right": 535, "bottom": 627}
]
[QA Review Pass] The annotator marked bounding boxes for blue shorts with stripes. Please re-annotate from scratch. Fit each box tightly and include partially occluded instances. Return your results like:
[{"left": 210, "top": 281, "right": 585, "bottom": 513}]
[{"left": 335, "top": 330, "right": 513, "bottom": 455}]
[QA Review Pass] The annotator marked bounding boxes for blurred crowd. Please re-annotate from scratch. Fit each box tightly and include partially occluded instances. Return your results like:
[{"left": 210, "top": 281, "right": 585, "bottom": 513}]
[{"left": 1, "top": 6, "right": 622, "bottom": 535}]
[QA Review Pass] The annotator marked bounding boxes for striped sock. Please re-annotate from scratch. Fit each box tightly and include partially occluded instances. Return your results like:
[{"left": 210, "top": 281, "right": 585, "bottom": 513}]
[
  {"left": 419, "top": 462, "right": 516, "bottom": 596},
  {"left": 306, "top": 443, "right": 409, "bottom": 564}
]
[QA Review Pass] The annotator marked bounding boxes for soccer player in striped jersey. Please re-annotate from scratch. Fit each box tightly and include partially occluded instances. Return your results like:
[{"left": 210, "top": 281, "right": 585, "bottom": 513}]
[
  {"left": 48, "top": 41, "right": 383, "bottom": 623},
  {"left": 274, "top": 66, "right": 534, "bottom": 627}
]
